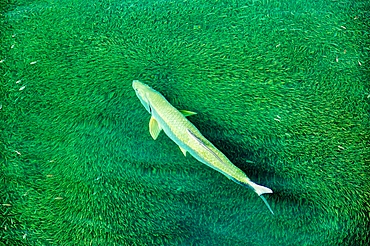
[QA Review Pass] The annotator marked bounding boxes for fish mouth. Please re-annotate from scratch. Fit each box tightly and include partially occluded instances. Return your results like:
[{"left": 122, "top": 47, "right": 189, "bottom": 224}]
[
  {"left": 132, "top": 80, "right": 152, "bottom": 113},
  {"left": 132, "top": 80, "right": 147, "bottom": 98},
  {"left": 132, "top": 80, "right": 141, "bottom": 90}
]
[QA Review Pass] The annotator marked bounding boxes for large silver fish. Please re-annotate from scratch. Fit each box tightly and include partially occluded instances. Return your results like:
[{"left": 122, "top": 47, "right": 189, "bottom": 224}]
[{"left": 133, "top": 80, "right": 274, "bottom": 214}]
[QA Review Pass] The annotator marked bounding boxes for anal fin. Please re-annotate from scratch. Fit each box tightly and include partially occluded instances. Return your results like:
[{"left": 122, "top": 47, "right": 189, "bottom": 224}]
[{"left": 179, "top": 146, "right": 187, "bottom": 156}]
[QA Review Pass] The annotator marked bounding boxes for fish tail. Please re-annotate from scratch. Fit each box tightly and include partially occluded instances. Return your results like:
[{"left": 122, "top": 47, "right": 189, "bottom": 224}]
[
  {"left": 248, "top": 181, "right": 273, "bottom": 196},
  {"left": 248, "top": 181, "right": 274, "bottom": 214}
]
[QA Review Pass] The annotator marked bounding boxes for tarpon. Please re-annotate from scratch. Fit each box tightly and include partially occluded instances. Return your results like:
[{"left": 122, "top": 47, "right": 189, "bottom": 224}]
[{"left": 132, "top": 80, "right": 274, "bottom": 214}]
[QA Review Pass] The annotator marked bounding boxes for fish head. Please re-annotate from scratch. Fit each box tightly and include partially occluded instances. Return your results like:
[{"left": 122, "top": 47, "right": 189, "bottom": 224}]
[{"left": 132, "top": 80, "right": 154, "bottom": 114}]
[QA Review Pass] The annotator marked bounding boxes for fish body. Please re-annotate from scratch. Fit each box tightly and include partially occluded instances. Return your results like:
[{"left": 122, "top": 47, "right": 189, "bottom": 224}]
[{"left": 132, "top": 80, "right": 274, "bottom": 214}]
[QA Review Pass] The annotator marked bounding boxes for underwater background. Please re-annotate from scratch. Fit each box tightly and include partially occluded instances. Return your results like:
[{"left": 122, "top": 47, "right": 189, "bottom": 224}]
[{"left": 1, "top": 0, "right": 369, "bottom": 245}]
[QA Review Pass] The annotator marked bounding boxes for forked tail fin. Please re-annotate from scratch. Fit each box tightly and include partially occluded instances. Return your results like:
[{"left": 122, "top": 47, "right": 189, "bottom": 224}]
[
  {"left": 248, "top": 181, "right": 274, "bottom": 214},
  {"left": 259, "top": 195, "right": 274, "bottom": 215}
]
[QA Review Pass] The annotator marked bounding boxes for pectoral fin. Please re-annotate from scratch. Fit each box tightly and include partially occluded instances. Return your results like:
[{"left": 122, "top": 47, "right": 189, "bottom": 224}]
[
  {"left": 149, "top": 116, "right": 162, "bottom": 140},
  {"left": 179, "top": 146, "right": 187, "bottom": 156},
  {"left": 179, "top": 110, "right": 197, "bottom": 117}
]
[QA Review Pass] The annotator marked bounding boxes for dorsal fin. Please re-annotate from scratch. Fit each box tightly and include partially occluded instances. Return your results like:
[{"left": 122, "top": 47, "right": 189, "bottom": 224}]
[{"left": 186, "top": 129, "right": 226, "bottom": 166}]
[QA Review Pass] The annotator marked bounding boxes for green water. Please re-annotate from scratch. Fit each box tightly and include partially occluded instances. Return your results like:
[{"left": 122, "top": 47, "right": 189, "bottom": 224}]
[{"left": 1, "top": 0, "right": 369, "bottom": 245}]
